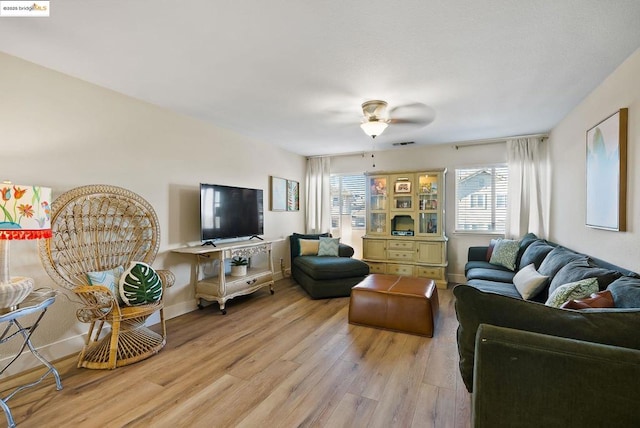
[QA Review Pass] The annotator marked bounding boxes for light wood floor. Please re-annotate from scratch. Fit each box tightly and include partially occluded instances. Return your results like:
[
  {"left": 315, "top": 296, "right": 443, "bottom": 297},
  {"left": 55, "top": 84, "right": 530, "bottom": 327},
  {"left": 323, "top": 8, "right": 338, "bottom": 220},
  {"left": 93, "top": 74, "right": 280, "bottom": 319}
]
[{"left": 3, "top": 278, "right": 471, "bottom": 428}]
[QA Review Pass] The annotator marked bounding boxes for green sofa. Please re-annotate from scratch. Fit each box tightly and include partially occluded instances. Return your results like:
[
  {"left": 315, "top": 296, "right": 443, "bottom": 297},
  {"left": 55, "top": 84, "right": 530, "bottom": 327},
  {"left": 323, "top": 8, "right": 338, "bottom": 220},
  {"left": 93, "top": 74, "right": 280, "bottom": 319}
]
[
  {"left": 454, "top": 284, "right": 640, "bottom": 427},
  {"left": 289, "top": 233, "right": 369, "bottom": 299}
]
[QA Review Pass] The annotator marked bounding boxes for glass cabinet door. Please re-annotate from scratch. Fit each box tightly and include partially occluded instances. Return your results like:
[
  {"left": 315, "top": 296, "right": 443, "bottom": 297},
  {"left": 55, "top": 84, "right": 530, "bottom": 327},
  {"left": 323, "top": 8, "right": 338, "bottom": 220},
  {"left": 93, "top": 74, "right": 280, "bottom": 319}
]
[
  {"left": 417, "top": 173, "right": 441, "bottom": 236},
  {"left": 367, "top": 176, "right": 388, "bottom": 234}
]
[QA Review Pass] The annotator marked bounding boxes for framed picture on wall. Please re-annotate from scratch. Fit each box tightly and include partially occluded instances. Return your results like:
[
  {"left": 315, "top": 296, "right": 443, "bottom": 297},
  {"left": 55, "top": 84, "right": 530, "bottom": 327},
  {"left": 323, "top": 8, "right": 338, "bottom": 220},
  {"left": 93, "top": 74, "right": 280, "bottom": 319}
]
[
  {"left": 287, "top": 180, "right": 299, "bottom": 211},
  {"left": 270, "top": 176, "right": 287, "bottom": 211},
  {"left": 585, "top": 108, "right": 628, "bottom": 231}
]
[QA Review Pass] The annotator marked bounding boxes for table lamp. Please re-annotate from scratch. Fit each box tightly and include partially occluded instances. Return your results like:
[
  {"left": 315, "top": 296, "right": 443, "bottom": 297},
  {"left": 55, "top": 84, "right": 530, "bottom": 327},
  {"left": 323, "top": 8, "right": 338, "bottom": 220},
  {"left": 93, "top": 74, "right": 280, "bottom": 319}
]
[{"left": 0, "top": 183, "right": 52, "bottom": 312}]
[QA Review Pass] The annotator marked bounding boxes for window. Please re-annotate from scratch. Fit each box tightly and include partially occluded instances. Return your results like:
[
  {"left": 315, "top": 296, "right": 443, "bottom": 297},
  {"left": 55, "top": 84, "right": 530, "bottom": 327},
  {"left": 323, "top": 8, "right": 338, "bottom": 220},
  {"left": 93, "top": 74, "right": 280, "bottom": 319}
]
[
  {"left": 330, "top": 174, "right": 366, "bottom": 258},
  {"left": 455, "top": 166, "right": 508, "bottom": 232}
]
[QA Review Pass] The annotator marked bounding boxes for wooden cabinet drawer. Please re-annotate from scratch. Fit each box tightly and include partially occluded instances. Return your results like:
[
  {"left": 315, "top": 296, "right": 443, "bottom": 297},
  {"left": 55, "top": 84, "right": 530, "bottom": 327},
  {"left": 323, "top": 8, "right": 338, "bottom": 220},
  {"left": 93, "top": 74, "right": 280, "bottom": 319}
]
[
  {"left": 367, "top": 262, "right": 386, "bottom": 274},
  {"left": 386, "top": 264, "right": 415, "bottom": 276},
  {"left": 416, "top": 266, "right": 445, "bottom": 280},
  {"left": 388, "top": 240, "right": 415, "bottom": 251},
  {"left": 387, "top": 250, "right": 415, "bottom": 262}
]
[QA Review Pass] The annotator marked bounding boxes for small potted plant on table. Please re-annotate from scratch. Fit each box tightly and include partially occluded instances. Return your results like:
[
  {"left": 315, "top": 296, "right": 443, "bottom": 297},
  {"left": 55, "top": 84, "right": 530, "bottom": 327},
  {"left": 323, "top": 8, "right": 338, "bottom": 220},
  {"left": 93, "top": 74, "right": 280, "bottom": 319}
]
[{"left": 230, "top": 256, "right": 249, "bottom": 277}]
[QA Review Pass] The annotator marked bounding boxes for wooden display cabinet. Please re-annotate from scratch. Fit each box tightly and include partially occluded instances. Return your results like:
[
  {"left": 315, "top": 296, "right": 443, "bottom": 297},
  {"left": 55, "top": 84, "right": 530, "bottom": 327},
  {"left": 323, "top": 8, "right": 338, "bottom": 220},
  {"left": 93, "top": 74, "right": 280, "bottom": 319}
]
[{"left": 363, "top": 169, "right": 448, "bottom": 288}]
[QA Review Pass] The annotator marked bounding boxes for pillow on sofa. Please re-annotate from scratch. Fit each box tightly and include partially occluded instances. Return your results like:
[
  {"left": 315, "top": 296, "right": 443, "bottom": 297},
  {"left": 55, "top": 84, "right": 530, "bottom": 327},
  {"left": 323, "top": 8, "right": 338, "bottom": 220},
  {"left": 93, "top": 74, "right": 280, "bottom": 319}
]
[
  {"left": 485, "top": 238, "right": 498, "bottom": 262},
  {"left": 291, "top": 233, "right": 330, "bottom": 258},
  {"left": 518, "top": 240, "right": 555, "bottom": 270},
  {"left": 548, "top": 259, "right": 622, "bottom": 295},
  {"left": 513, "top": 264, "right": 549, "bottom": 300},
  {"left": 453, "top": 284, "right": 640, "bottom": 392},
  {"left": 489, "top": 239, "right": 520, "bottom": 271},
  {"left": 545, "top": 278, "right": 599, "bottom": 308},
  {"left": 538, "top": 246, "right": 587, "bottom": 279},
  {"left": 607, "top": 276, "right": 640, "bottom": 308},
  {"left": 299, "top": 239, "right": 320, "bottom": 256},
  {"left": 318, "top": 237, "right": 340, "bottom": 256},
  {"left": 561, "top": 290, "right": 615, "bottom": 310}
]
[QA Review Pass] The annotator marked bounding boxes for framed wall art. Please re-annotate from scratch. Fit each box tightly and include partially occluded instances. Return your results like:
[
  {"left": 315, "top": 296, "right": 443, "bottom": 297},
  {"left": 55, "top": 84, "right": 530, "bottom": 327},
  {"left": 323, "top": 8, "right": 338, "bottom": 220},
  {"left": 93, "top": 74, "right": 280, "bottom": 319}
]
[
  {"left": 270, "top": 176, "right": 287, "bottom": 211},
  {"left": 287, "top": 180, "right": 299, "bottom": 211},
  {"left": 394, "top": 181, "right": 411, "bottom": 193},
  {"left": 585, "top": 108, "right": 627, "bottom": 231}
]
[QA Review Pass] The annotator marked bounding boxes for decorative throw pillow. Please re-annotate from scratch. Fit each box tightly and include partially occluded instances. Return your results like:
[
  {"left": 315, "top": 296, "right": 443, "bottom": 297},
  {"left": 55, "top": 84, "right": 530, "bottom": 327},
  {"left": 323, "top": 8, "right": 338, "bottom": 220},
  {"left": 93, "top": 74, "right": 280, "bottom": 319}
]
[
  {"left": 298, "top": 239, "right": 320, "bottom": 256},
  {"left": 119, "top": 261, "right": 163, "bottom": 306},
  {"left": 561, "top": 290, "right": 615, "bottom": 310},
  {"left": 485, "top": 239, "right": 498, "bottom": 262},
  {"left": 317, "top": 237, "right": 340, "bottom": 257},
  {"left": 291, "top": 233, "right": 330, "bottom": 258},
  {"left": 513, "top": 263, "right": 549, "bottom": 300},
  {"left": 545, "top": 278, "right": 599, "bottom": 308},
  {"left": 87, "top": 266, "right": 125, "bottom": 305},
  {"left": 489, "top": 238, "right": 520, "bottom": 271}
]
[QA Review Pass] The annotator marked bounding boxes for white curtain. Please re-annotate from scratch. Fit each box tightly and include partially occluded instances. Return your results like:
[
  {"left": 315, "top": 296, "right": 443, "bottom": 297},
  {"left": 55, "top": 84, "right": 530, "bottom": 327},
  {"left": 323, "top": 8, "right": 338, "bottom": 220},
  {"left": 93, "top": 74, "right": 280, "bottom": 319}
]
[
  {"left": 506, "top": 137, "right": 550, "bottom": 239},
  {"left": 305, "top": 157, "right": 331, "bottom": 234}
]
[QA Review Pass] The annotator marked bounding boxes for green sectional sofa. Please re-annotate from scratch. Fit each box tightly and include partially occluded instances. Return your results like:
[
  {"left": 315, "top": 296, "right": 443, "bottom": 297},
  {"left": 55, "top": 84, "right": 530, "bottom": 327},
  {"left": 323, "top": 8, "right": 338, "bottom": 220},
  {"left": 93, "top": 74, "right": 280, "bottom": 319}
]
[{"left": 455, "top": 234, "right": 640, "bottom": 426}]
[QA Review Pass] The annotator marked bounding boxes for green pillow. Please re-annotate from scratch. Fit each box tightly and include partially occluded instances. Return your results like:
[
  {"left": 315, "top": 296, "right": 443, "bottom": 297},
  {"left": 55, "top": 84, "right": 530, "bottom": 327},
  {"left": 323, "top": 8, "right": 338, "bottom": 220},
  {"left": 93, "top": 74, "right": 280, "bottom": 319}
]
[
  {"left": 318, "top": 237, "right": 340, "bottom": 257},
  {"left": 545, "top": 278, "right": 599, "bottom": 308},
  {"left": 489, "top": 238, "right": 520, "bottom": 271},
  {"left": 119, "top": 261, "right": 163, "bottom": 306}
]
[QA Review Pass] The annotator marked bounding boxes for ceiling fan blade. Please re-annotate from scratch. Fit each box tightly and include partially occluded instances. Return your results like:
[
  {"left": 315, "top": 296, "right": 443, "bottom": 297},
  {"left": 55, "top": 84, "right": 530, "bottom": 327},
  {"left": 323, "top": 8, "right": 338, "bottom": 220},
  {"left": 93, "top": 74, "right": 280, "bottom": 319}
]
[{"left": 389, "top": 102, "right": 436, "bottom": 127}]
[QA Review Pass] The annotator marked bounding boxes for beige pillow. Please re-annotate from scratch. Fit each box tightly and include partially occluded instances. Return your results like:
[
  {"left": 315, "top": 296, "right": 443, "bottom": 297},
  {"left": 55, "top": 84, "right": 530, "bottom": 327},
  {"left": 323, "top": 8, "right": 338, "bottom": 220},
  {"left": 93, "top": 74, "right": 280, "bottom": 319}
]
[
  {"left": 299, "top": 239, "right": 320, "bottom": 256},
  {"left": 513, "top": 263, "right": 549, "bottom": 300}
]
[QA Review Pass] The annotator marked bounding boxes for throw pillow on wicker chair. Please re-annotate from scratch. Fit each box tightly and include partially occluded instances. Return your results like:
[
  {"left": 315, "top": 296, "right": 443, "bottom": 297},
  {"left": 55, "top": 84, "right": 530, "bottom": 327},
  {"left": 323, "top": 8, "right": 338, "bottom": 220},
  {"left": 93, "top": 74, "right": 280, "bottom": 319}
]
[
  {"left": 119, "top": 261, "right": 163, "bottom": 306},
  {"left": 86, "top": 266, "right": 125, "bottom": 305}
]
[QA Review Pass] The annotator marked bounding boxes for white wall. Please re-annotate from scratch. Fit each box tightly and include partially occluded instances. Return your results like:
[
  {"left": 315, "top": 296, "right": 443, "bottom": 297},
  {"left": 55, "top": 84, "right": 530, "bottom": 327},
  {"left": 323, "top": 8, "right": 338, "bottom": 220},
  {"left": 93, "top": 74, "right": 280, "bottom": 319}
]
[
  {"left": 330, "top": 141, "right": 508, "bottom": 283},
  {"left": 548, "top": 48, "right": 640, "bottom": 272},
  {"left": 0, "top": 52, "right": 306, "bottom": 373}
]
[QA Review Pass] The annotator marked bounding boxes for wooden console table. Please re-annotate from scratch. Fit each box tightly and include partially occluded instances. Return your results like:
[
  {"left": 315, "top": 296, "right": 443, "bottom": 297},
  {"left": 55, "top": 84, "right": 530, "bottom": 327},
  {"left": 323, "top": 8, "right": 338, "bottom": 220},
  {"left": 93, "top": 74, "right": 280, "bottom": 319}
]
[{"left": 172, "top": 238, "right": 283, "bottom": 314}]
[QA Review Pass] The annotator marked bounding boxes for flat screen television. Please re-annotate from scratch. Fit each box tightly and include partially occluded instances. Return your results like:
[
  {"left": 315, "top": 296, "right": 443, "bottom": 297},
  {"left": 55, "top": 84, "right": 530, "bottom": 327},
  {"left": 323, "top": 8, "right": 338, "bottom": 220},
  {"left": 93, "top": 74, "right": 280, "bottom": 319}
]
[{"left": 200, "top": 183, "right": 264, "bottom": 243}]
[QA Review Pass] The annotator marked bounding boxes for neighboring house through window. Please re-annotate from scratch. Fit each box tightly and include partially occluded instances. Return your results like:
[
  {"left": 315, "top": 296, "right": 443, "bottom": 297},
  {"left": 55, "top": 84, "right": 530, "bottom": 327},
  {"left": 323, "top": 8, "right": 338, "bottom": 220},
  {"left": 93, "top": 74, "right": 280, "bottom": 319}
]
[
  {"left": 330, "top": 174, "right": 366, "bottom": 258},
  {"left": 455, "top": 166, "right": 508, "bottom": 232}
]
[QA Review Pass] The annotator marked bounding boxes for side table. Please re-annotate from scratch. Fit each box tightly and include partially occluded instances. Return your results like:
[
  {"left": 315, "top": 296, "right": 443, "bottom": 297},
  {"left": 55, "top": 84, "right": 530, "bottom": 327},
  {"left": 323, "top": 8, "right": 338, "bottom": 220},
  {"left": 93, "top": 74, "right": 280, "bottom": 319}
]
[{"left": 1, "top": 290, "right": 63, "bottom": 428}]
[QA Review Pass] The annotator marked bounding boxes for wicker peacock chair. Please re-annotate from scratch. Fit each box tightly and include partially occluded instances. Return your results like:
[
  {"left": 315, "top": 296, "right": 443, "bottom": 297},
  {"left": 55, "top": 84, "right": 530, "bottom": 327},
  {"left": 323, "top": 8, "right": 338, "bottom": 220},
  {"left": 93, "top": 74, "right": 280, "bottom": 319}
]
[{"left": 39, "top": 184, "right": 174, "bottom": 369}]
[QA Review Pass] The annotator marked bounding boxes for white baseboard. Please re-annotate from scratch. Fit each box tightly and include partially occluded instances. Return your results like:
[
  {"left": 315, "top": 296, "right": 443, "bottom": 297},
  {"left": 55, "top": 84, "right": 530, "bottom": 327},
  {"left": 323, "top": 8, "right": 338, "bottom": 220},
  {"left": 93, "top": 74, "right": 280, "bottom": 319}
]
[{"left": 448, "top": 273, "right": 467, "bottom": 285}]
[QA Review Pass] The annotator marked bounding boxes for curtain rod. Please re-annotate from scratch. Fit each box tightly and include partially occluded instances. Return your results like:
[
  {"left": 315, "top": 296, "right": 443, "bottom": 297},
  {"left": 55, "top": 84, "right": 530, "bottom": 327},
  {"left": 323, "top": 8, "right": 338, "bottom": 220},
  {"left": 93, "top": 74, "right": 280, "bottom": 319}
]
[
  {"left": 306, "top": 132, "right": 549, "bottom": 157},
  {"left": 453, "top": 133, "right": 549, "bottom": 149},
  {"left": 307, "top": 151, "right": 365, "bottom": 160}
]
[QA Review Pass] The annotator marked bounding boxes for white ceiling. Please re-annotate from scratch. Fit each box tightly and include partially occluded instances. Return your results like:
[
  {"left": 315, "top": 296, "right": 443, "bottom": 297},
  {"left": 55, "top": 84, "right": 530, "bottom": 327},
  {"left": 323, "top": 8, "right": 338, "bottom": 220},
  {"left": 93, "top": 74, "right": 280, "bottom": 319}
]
[{"left": 2, "top": 0, "right": 640, "bottom": 156}]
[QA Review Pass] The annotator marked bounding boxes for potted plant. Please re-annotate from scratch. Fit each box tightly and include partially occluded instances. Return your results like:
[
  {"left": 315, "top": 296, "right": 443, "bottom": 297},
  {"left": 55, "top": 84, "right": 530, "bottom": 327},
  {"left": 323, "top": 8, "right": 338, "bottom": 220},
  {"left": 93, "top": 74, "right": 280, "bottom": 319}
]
[{"left": 230, "top": 256, "right": 248, "bottom": 277}]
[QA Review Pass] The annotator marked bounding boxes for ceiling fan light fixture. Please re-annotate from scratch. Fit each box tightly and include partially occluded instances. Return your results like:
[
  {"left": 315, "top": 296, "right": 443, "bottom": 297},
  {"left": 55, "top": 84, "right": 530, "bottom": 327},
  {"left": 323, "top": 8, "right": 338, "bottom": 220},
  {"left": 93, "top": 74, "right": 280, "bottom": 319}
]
[{"left": 360, "top": 119, "right": 388, "bottom": 138}]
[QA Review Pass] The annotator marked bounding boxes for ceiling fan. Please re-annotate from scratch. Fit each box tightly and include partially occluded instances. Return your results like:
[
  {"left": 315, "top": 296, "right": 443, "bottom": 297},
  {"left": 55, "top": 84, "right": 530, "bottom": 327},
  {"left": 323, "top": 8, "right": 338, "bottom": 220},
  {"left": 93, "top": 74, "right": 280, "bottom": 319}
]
[{"left": 359, "top": 99, "right": 435, "bottom": 139}]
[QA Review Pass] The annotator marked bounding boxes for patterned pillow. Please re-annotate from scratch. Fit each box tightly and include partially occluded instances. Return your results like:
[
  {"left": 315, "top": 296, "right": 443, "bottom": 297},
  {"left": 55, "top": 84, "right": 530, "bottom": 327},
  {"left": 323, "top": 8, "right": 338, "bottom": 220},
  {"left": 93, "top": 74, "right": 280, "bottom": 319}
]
[
  {"left": 299, "top": 239, "right": 320, "bottom": 256},
  {"left": 119, "top": 261, "right": 163, "bottom": 306},
  {"left": 545, "top": 278, "right": 599, "bottom": 308},
  {"left": 317, "top": 237, "right": 340, "bottom": 257},
  {"left": 489, "top": 238, "right": 520, "bottom": 271},
  {"left": 87, "top": 266, "right": 125, "bottom": 305}
]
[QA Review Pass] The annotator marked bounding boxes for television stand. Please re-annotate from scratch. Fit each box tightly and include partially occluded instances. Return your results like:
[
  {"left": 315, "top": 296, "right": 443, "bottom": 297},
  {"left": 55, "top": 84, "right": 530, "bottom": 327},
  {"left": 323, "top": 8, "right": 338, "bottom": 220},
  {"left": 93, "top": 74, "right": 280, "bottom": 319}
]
[
  {"left": 201, "top": 241, "right": 217, "bottom": 247},
  {"left": 172, "top": 238, "right": 283, "bottom": 314},
  {"left": 249, "top": 235, "right": 264, "bottom": 241}
]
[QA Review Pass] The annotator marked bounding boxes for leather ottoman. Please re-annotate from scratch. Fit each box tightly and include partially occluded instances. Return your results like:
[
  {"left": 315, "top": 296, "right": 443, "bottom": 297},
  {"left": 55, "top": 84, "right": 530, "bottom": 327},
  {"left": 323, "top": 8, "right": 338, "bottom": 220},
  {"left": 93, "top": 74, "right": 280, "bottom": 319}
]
[{"left": 348, "top": 274, "right": 439, "bottom": 337}]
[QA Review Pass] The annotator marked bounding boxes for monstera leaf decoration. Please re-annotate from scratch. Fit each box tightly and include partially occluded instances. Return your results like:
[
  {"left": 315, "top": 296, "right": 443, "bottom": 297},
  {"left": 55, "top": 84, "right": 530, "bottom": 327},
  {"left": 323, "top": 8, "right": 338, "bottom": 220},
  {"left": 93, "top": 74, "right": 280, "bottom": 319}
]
[{"left": 119, "top": 261, "right": 163, "bottom": 306}]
